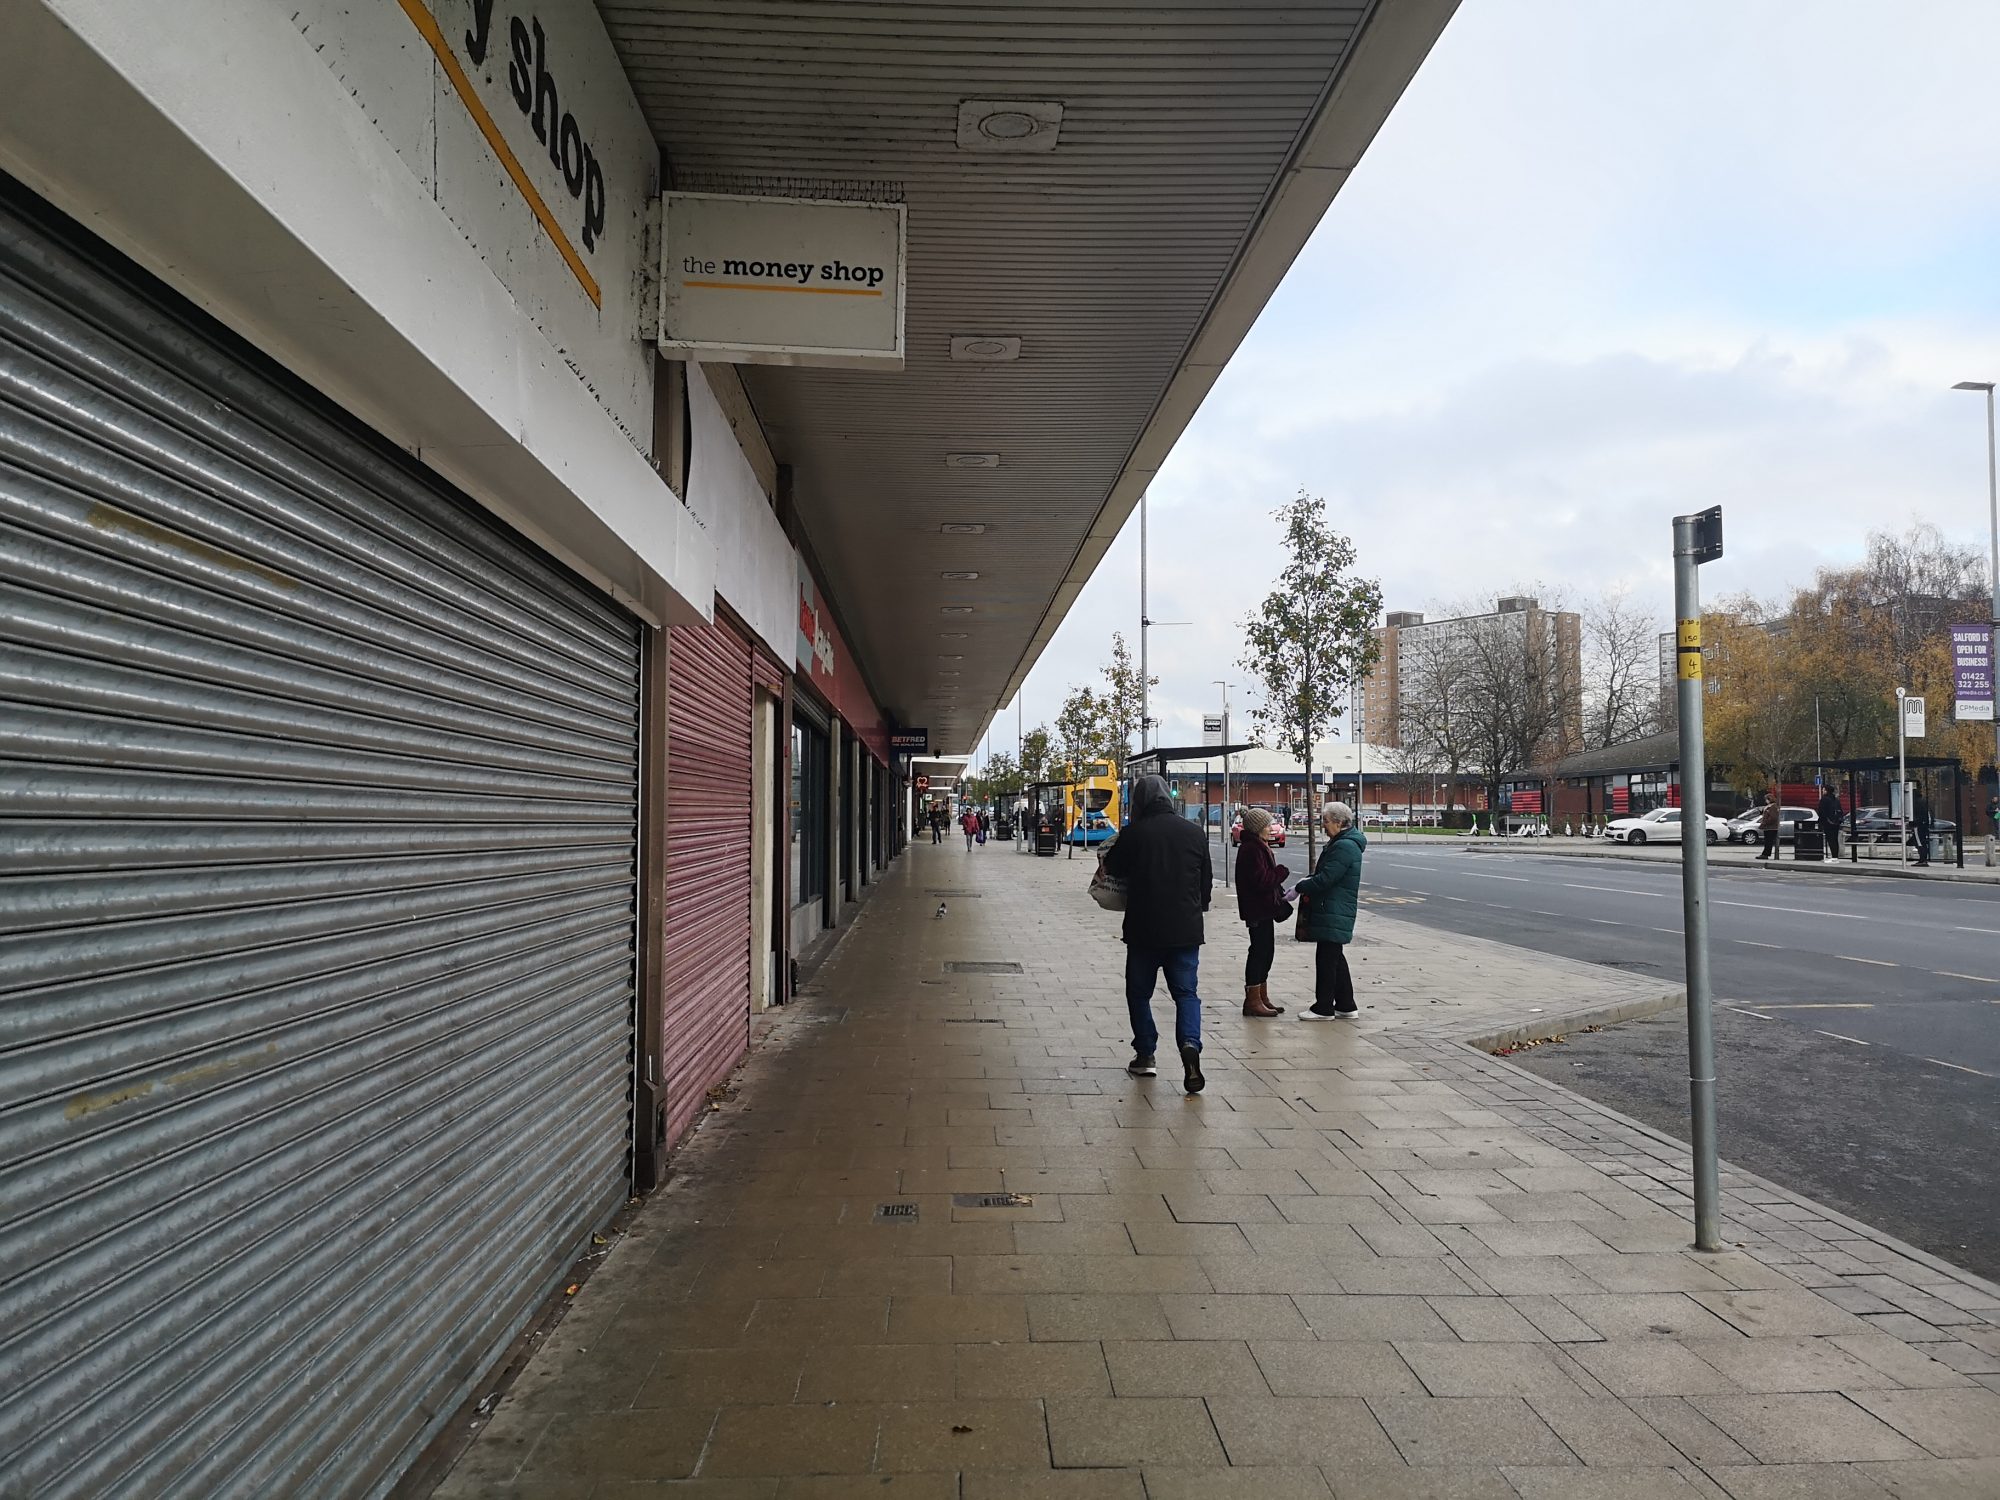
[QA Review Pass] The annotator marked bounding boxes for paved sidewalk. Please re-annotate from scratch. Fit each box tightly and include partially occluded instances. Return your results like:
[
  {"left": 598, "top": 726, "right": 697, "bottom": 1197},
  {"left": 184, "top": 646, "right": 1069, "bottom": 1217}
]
[{"left": 434, "top": 839, "right": 2000, "bottom": 1499}]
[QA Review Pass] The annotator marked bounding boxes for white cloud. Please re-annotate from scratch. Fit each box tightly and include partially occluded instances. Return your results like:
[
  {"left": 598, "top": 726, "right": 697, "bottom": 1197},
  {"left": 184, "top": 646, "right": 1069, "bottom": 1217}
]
[{"left": 993, "top": 0, "right": 2000, "bottom": 765}]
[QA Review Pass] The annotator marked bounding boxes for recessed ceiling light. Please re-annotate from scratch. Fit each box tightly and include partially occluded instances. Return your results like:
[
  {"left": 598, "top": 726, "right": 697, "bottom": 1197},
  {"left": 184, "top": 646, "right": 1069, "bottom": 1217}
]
[
  {"left": 941, "top": 570, "right": 979, "bottom": 581},
  {"left": 957, "top": 99, "right": 1063, "bottom": 153},
  {"left": 937, "top": 670, "right": 961, "bottom": 677},
  {"left": 940, "top": 523, "right": 987, "bottom": 535},
  {"left": 941, "top": 606, "right": 974, "bottom": 615},
  {"left": 940, "top": 631, "right": 969, "bottom": 639},
  {"left": 938, "top": 654, "right": 963, "bottom": 660},
  {"left": 950, "top": 336, "right": 1021, "bottom": 363},
  {"left": 945, "top": 453, "right": 999, "bottom": 468}
]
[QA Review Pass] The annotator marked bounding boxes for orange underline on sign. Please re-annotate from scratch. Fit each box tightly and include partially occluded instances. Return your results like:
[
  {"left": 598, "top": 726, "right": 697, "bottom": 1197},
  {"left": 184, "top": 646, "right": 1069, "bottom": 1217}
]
[
  {"left": 395, "top": 0, "right": 601, "bottom": 308},
  {"left": 683, "top": 280, "right": 884, "bottom": 297}
]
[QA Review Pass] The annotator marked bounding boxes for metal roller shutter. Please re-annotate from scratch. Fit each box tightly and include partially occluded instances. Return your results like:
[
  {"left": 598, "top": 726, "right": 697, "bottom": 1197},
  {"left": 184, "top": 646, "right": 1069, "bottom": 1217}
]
[
  {"left": 0, "top": 185, "right": 640, "bottom": 1497},
  {"left": 663, "top": 622, "right": 754, "bottom": 1147}
]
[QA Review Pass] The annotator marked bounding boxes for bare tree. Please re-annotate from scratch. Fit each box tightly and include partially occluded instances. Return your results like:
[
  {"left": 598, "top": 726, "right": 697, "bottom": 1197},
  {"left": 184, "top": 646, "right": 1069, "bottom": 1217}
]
[
  {"left": 1582, "top": 589, "right": 1663, "bottom": 749},
  {"left": 1422, "top": 593, "right": 1583, "bottom": 821},
  {"left": 1397, "top": 627, "right": 1475, "bottom": 814}
]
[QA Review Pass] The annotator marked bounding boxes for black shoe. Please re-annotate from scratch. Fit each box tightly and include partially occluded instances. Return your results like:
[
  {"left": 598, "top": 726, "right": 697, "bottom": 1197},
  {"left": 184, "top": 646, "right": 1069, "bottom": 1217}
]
[
  {"left": 1127, "top": 1054, "right": 1157, "bottom": 1077},
  {"left": 1178, "top": 1044, "right": 1205, "bottom": 1094}
]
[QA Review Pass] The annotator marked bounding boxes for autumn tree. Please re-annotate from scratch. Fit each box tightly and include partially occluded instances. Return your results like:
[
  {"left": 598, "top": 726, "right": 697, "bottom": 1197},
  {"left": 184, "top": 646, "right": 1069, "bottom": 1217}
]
[
  {"left": 1704, "top": 600, "right": 1813, "bottom": 796},
  {"left": 1239, "top": 491, "right": 1383, "bottom": 864}
]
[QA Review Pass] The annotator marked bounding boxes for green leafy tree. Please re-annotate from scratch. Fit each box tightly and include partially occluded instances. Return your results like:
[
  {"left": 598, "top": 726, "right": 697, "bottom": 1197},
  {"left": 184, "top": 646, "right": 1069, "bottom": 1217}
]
[
  {"left": 1097, "top": 632, "right": 1155, "bottom": 777},
  {"left": 1239, "top": 490, "right": 1383, "bottom": 864},
  {"left": 1055, "top": 687, "right": 1102, "bottom": 780},
  {"left": 1020, "top": 725, "right": 1053, "bottom": 785}
]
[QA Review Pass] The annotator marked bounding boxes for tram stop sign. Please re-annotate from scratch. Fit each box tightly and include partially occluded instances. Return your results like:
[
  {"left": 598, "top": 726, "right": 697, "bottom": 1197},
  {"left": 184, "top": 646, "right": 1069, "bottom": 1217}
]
[{"left": 1689, "top": 505, "right": 1723, "bottom": 563}]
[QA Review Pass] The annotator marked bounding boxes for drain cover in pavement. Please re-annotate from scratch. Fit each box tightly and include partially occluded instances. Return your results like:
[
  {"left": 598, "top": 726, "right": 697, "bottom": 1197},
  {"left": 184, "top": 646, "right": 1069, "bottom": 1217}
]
[
  {"left": 873, "top": 1202, "right": 919, "bottom": 1223},
  {"left": 953, "top": 1193, "right": 1034, "bottom": 1209},
  {"left": 927, "top": 889, "right": 984, "bottom": 897},
  {"left": 946, "top": 961, "right": 1023, "bottom": 974},
  {"left": 945, "top": 1017, "right": 1003, "bottom": 1024}
]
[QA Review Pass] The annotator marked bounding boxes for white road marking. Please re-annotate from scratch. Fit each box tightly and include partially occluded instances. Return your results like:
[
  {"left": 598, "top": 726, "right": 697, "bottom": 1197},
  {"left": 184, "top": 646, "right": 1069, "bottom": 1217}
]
[
  {"left": 1747, "top": 1002, "right": 1875, "bottom": 1010},
  {"left": 1814, "top": 1030, "right": 1871, "bottom": 1045},
  {"left": 1934, "top": 971, "right": 1999, "bottom": 984},
  {"left": 1461, "top": 872, "right": 1532, "bottom": 882},
  {"left": 1837, "top": 956, "right": 1896, "bottom": 967},
  {"left": 1443, "top": 895, "right": 1468, "bottom": 902},
  {"left": 1924, "top": 1057, "right": 1989, "bottom": 1077},
  {"left": 1589, "top": 918, "right": 1623, "bottom": 926},
  {"left": 1650, "top": 927, "right": 1681, "bottom": 935},
  {"left": 1716, "top": 900, "right": 1867, "bottom": 919},
  {"left": 1953, "top": 926, "right": 2000, "bottom": 936},
  {"left": 1728, "top": 1008, "right": 1778, "bottom": 1020},
  {"left": 1561, "top": 882, "right": 1660, "bottom": 897},
  {"left": 1734, "top": 940, "right": 1785, "bottom": 949}
]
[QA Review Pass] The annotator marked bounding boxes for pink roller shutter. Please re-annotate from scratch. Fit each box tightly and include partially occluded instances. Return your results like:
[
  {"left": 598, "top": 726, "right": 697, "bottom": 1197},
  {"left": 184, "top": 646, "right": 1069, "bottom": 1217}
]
[{"left": 663, "top": 622, "right": 754, "bottom": 1148}]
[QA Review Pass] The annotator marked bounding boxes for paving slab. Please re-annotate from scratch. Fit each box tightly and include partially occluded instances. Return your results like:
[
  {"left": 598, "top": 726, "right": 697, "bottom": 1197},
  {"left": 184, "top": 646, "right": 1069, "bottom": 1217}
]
[{"left": 429, "top": 841, "right": 2000, "bottom": 1497}]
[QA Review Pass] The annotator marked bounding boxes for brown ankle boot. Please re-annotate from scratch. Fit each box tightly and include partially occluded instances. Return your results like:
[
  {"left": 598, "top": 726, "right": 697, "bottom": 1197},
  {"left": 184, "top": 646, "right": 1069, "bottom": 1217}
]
[
  {"left": 1258, "top": 983, "right": 1285, "bottom": 1015},
  {"left": 1244, "top": 983, "right": 1282, "bottom": 1017}
]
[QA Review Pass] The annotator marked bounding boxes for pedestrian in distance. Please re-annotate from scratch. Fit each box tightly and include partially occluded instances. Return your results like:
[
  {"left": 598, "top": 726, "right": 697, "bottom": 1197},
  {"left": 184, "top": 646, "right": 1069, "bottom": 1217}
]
[
  {"left": 977, "top": 807, "right": 991, "bottom": 839},
  {"left": 960, "top": 807, "right": 979, "bottom": 850},
  {"left": 1294, "top": 801, "right": 1365, "bottom": 1020},
  {"left": 1234, "top": 807, "right": 1288, "bottom": 1017},
  {"left": 1756, "top": 790, "right": 1781, "bottom": 861},
  {"left": 1913, "top": 784, "right": 1934, "bottom": 866},
  {"left": 1101, "top": 773, "right": 1212, "bottom": 1093},
  {"left": 1817, "top": 785, "right": 1844, "bottom": 860},
  {"left": 930, "top": 805, "right": 946, "bottom": 844}
]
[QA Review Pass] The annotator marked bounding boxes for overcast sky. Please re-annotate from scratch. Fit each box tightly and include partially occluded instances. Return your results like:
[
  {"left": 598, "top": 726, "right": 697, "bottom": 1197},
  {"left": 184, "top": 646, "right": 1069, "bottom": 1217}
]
[{"left": 984, "top": 0, "right": 2000, "bottom": 768}]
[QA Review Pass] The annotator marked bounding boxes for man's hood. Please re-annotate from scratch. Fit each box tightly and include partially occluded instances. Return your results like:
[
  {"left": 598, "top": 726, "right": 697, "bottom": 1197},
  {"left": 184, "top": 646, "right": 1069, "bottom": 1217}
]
[{"left": 1129, "top": 774, "right": 1175, "bottom": 817}]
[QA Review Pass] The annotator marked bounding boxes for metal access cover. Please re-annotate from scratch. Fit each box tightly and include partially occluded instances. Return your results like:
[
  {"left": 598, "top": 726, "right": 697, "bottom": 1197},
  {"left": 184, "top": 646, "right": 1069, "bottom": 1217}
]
[
  {"left": 872, "top": 1202, "right": 920, "bottom": 1222},
  {"left": 952, "top": 1193, "right": 1034, "bottom": 1209},
  {"left": 945, "top": 961, "right": 1023, "bottom": 974},
  {"left": 945, "top": 1017, "right": 1003, "bottom": 1024},
  {"left": 927, "top": 889, "right": 984, "bottom": 898}
]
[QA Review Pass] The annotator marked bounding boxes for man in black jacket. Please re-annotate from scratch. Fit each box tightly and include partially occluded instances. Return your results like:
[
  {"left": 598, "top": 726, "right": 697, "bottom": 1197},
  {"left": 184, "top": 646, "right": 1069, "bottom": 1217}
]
[
  {"left": 1816, "top": 786, "right": 1844, "bottom": 860},
  {"left": 1101, "top": 774, "right": 1212, "bottom": 1092}
]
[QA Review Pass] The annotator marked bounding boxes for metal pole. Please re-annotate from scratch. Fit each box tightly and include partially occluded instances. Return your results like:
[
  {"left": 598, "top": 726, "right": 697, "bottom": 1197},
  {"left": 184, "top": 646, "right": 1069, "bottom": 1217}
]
[
  {"left": 1988, "top": 388, "right": 2000, "bottom": 810},
  {"left": 1217, "top": 680, "right": 1233, "bottom": 889},
  {"left": 1672, "top": 511, "right": 1722, "bottom": 1253},
  {"left": 1897, "top": 687, "right": 1908, "bottom": 866},
  {"left": 1139, "top": 492, "right": 1149, "bottom": 753}
]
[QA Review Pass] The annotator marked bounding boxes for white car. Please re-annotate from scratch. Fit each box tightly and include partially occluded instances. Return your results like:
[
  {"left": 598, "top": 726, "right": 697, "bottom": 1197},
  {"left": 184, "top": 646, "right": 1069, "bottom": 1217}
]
[{"left": 1606, "top": 806, "right": 1729, "bottom": 846}]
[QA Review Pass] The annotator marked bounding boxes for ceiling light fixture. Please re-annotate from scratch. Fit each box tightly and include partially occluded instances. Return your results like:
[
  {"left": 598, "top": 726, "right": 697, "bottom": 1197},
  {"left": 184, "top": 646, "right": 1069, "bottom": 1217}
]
[
  {"left": 957, "top": 99, "right": 1063, "bottom": 153},
  {"left": 938, "top": 654, "right": 963, "bottom": 660},
  {"left": 940, "top": 523, "right": 987, "bottom": 535},
  {"left": 941, "top": 606, "right": 973, "bottom": 615},
  {"left": 939, "top": 631, "right": 969, "bottom": 639},
  {"left": 940, "top": 570, "right": 979, "bottom": 581},
  {"left": 950, "top": 335, "right": 1021, "bottom": 363},
  {"left": 945, "top": 453, "right": 999, "bottom": 468}
]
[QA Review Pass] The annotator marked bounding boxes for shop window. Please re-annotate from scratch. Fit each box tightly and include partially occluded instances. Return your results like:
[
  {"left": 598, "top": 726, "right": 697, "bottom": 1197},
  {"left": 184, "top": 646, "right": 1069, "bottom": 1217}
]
[{"left": 791, "top": 718, "right": 828, "bottom": 910}]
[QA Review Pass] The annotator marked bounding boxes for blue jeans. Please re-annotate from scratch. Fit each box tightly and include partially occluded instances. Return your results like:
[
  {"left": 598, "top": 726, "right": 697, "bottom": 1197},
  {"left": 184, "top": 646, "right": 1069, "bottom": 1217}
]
[{"left": 1126, "top": 945, "right": 1202, "bottom": 1056}]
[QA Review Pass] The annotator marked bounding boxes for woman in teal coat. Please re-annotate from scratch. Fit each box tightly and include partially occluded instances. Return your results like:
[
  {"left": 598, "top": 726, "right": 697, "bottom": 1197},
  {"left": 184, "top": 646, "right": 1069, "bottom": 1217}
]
[{"left": 1293, "top": 801, "right": 1366, "bottom": 1020}]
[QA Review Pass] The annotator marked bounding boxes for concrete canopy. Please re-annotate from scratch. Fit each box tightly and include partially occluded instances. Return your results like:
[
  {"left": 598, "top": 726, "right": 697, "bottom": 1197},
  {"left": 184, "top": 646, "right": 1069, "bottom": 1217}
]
[{"left": 604, "top": 1, "right": 1458, "bottom": 750}]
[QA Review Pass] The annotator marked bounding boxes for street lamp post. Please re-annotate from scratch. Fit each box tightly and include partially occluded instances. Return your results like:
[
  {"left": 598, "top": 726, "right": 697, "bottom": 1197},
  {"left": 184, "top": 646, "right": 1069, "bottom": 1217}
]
[
  {"left": 1214, "top": 679, "right": 1232, "bottom": 888},
  {"left": 1952, "top": 383, "right": 2000, "bottom": 819}
]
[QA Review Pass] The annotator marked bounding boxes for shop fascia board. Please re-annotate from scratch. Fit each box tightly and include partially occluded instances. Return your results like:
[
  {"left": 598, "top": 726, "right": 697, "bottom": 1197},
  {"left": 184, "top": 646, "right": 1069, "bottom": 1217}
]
[
  {"left": 2, "top": 0, "right": 712, "bottom": 629},
  {"left": 992, "top": 0, "right": 1459, "bottom": 716}
]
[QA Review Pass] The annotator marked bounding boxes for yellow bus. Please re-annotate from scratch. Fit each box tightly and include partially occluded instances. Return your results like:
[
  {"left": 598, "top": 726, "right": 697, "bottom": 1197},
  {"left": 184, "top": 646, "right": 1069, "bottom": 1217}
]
[{"left": 1060, "top": 761, "right": 1123, "bottom": 845}]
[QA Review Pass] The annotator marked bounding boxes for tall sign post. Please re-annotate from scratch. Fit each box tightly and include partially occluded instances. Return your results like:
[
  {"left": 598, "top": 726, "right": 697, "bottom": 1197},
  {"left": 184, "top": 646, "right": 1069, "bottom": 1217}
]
[{"left": 1672, "top": 506, "right": 1724, "bottom": 1253}]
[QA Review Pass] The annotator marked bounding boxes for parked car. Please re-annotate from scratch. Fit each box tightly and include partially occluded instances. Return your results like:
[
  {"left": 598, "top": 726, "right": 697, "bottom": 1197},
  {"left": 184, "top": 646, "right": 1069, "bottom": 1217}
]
[
  {"left": 1723, "top": 806, "right": 1821, "bottom": 845},
  {"left": 1605, "top": 806, "right": 1730, "bottom": 845},
  {"left": 1848, "top": 806, "right": 1958, "bottom": 843},
  {"left": 1229, "top": 813, "right": 1287, "bottom": 848}
]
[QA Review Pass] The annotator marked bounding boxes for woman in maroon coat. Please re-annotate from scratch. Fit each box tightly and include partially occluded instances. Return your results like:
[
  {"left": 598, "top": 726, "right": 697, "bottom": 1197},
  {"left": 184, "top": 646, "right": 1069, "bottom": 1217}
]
[{"left": 1234, "top": 807, "right": 1287, "bottom": 1016}]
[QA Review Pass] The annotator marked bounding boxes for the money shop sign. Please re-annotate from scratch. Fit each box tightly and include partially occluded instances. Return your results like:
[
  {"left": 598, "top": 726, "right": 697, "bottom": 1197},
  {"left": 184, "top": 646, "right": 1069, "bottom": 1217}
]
[{"left": 660, "top": 193, "right": 907, "bottom": 369}]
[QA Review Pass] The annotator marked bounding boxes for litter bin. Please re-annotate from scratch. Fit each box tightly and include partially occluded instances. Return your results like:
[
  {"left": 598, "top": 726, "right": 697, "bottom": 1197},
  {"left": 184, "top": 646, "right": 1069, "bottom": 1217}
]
[
  {"left": 1793, "top": 828, "right": 1825, "bottom": 861},
  {"left": 1033, "top": 817, "right": 1060, "bottom": 857}
]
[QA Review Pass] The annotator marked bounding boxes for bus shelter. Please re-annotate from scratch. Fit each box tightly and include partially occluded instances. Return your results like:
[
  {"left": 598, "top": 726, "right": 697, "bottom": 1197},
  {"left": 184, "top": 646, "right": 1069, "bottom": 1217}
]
[{"left": 1809, "top": 755, "right": 1967, "bottom": 869}]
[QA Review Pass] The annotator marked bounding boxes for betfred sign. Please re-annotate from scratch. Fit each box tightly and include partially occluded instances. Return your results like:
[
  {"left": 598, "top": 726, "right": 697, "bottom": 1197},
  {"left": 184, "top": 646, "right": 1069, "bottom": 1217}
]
[
  {"left": 889, "top": 730, "right": 930, "bottom": 754},
  {"left": 660, "top": 192, "right": 907, "bottom": 369}
]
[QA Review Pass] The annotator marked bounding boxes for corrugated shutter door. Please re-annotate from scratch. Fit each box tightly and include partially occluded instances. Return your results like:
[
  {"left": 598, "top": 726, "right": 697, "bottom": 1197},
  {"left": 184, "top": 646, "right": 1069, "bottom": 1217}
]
[
  {"left": 663, "top": 623, "right": 754, "bottom": 1146},
  {"left": 0, "top": 188, "right": 640, "bottom": 1496}
]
